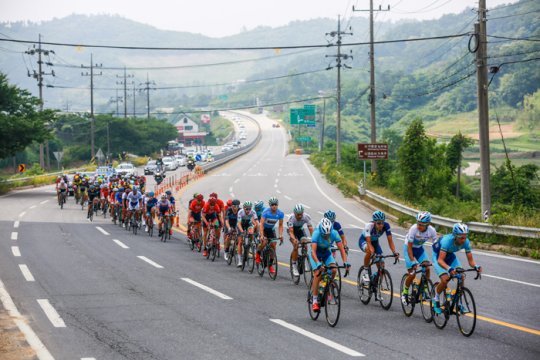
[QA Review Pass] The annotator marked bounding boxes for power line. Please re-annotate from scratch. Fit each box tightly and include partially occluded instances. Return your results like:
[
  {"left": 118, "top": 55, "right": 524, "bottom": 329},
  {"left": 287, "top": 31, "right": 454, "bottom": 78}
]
[
  {"left": 488, "top": 8, "right": 540, "bottom": 20},
  {"left": 487, "top": 48, "right": 540, "bottom": 59},
  {"left": 486, "top": 34, "right": 540, "bottom": 42},
  {"left": 389, "top": 70, "right": 475, "bottom": 99},
  {"left": 489, "top": 0, "right": 534, "bottom": 11},
  {"left": 392, "top": 0, "right": 453, "bottom": 14}
]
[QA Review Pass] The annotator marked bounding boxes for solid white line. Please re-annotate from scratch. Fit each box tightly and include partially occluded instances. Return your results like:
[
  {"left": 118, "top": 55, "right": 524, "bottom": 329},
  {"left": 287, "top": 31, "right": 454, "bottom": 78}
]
[
  {"left": 274, "top": 184, "right": 278, "bottom": 188},
  {"left": 40, "top": 200, "right": 49, "bottom": 205},
  {"left": 270, "top": 319, "right": 364, "bottom": 357},
  {"left": 284, "top": 195, "right": 292, "bottom": 201},
  {"left": 301, "top": 159, "right": 366, "bottom": 225},
  {"left": 95, "top": 226, "right": 110, "bottom": 236},
  {"left": 19, "top": 211, "right": 26, "bottom": 218},
  {"left": 303, "top": 204, "right": 311, "bottom": 209},
  {"left": 318, "top": 211, "right": 324, "bottom": 215},
  {"left": 14, "top": 221, "right": 20, "bottom": 228},
  {"left": 37, "top": 299, "right": 66, "bottom": 328},
  {"left": 349, "top": 224, "right": 362, "bottom": 229},
  {"left": 471, "top": 250, "right": 540, "bottom": 265},
  {"left": 12, "top": 246, "right": 21, "bottom": 257},
  {"left": 276, "top": 190, "right": 281, "bottom": 194},
  {"left": 229, "top": 186, "right": 233, "bottom": 192},
  {"left": 137, "top": 256, "right": 164, "bottom": 269},
  {"left": 181, "top": 278, "right": 233, "bottom": 300},
  {"left": 483, "top": 274, "right": 540, "bottom": 288},
  {"left": 30, "top": 205, "right": 37, "bottom": 209},
  {"left": 11, "top": 232, "right": 18, "bottom": 240},
  {"left": 234, "top": 179, "right": 240, "bottom": 184},
  {"left": 19, "top": 264, "right": 35, "bottom": 281},
  {"left": 113, "top": 239, "right": 129, "bottom": 249}
]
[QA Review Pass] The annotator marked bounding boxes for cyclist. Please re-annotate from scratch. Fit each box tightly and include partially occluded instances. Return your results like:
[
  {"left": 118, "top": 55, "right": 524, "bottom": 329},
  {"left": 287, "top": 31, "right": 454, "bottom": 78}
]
[
  {"left": 287, "top": 204, "right": 314, "bottom": 277},
  {"left": 202, "top": 197, "right": 223, "bottom": 257},
  {"left": 253, "top": 200, "right": 265, "bottom": 239},
  {"left": 99, "top": 183, "right": 109, "bottom": 215},
  {"left": 401, "top": 211, "right": 438, "bottom": 305},
  {"left": 358, "top": 210, "right": 399, "bottom": 299},
  {"left": 57, "top": 178, "right": 68, "bottom": 205},
  {"left": 157, "top": 194, "right": 174, "bottom": 236},
  {"left": 309, "top": 218, "right": 351, "bottom": 312},
  {"left": 323, "top": 210, "right": 349, "bottom": 250},
  {"left": 258, "top": 197, "right": 284, "bottom": 275},
  {"left": 224, "top": 199, "right": 240, "bottom": 262},
  {"left": 165, "top": 190, "right": 176, "bottom": 212},
  {"left": 432, "top": 223, "right": 482, "bottom": 314},
  {"left": 126, "top": 186, "right": 143, "bottom": 226},
  {"left": 87, "top": 184, "right": 100, "bottom": 219},
  {"left": 209, "top": 192, "right": 225, "bottom": 250},
  {"left": 237, "top": 201, "right": 259, "bottom": 268},
  {"left": 144, "top": 192, "right": 158, "bottom": 232},
  {"left": 188, "top": 194, "right": 205, "bottom": 240}
]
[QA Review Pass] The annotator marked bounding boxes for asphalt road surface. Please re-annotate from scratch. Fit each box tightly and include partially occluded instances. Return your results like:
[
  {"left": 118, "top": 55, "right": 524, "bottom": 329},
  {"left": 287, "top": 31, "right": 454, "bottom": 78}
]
[{"left": 0, "top": 111, "right": 538, "bottom": 359}]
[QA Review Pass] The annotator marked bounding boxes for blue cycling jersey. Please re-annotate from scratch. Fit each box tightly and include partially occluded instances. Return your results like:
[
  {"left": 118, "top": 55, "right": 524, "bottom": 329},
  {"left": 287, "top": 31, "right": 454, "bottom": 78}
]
[
  {"left": 333, "top": 221, "right": 344, "bottom": 236},
  {"left": 311, "top": 228, "right": 341, "bottom": 253},
  {"left": 169, "top": 196, "right": 175, "bottom": 205},
  {"left": 115, "top": 192, "right": 123, "bottom": 203},
  {"left": 146, "top": 198, "right": 158, "bottom": 208},
  {"left": 261, "top": 208, "right": 284, "bottom": 229},
  {"left": 360, "top": 221, "right": 392, "bottom": 242},
  {"left": 433, "top": 234, "right": 471, "bottom": 255}
]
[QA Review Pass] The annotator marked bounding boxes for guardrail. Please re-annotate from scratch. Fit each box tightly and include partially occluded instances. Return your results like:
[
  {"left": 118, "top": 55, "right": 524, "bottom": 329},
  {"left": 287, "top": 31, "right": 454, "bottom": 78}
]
[
  {"left": 364, "top": 189, "right": 540, "bottom": 239},
  {"left": 0, "top": 167, "right": 90, "bottom": 183}
]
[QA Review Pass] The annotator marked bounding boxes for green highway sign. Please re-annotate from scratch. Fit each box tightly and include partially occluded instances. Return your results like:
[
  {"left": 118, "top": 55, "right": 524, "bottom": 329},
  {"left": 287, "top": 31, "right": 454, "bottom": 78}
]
[
  {"left": 290, "top": 104, "right": 317, "bottom": 126},
  {"left": 296, "top": 136, "right": 312, "bottom": 142},
  {"left": 290, "top": 108, "right": 305, "bottom": 125}
]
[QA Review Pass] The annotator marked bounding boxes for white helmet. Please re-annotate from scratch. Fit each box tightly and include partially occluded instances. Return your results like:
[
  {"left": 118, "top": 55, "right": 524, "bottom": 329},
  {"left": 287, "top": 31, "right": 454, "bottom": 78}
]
[{"left": 319, "top": 218, "right": 333, "bottom": 235}]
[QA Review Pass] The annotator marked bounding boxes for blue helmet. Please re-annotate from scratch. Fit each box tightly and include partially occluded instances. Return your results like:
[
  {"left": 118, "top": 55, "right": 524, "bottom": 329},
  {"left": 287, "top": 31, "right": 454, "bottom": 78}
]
[
  {"left": 452, "top": 223, "right": 469, "bottom": 235},
  {"left": 417, "top": 211, "right": 432, "bottom": 224},
  {"left": 323, "top": 210, "right": 336, "bottom": 222},
  {"left": 372, "top": 210, "right": 385, "bottom": 222},
  {"left": 148, "top": 191, "right": 155, "bottom": 197},
  {"left": 255, "top": 200, "right": 264, "bottom": 211}
]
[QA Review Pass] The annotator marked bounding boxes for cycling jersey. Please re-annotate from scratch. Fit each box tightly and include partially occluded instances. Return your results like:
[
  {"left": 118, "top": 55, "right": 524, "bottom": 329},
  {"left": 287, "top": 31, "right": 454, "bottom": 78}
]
[
  {"left": 261, "top": 208, "right": 284, "bottom": 229},
  {"left": 146, "top": 197, "right": 158, "bottom": 212},
  {"left": 432, "top": 234, "right": 471, "bottom": 276},
  {"left": 88, "top": 188, "right": 100, "bottom": 200},
  {"left": 406, "top": 224, "right": 438, "bottom": 248},
  {"left": 287, "top": 213, "right": 312, "bottom": 239},
  {"left": 333, "top": 221, "right": 344, "bottom": 236},
  {"left": 157, "top": 199, "right": 172, "bottom": 214},
  {"left": 115, "top": 192, "right": 124, "bottom": 205},
  {"left": 127, "top": 191, "right": 142, "bottom": 210},
  {"left": 308, "top": 228, "right": 342, "bottom": 269},
  {"left": 237, "top": 208, "right": 258, "bottom": 228},
  {"left": 203, "top": 203, "right": 221, "bottom": 220},
  {"left": 225, "top": 208, "right": 239, "bottom": 228},
  {"left": 358, "top": 221, "right": 392, "bottom": 253}
]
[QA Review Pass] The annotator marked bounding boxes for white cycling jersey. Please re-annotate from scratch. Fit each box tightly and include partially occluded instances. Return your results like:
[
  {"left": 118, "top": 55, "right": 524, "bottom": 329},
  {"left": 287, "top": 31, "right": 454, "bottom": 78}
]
[
  {"left": 286, "top": 213, "right": 312, "bottom": 229},
  {"left": 237, "top": 208, "right": 258, "bottom": 223},
  {"left": 405, "top": 224, "right": 438, "bottom": 248}
]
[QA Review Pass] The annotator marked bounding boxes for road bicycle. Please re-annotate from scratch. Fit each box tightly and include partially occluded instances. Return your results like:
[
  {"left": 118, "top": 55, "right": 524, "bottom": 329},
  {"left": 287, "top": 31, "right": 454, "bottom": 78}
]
[
  {"left": 189, "top": 222, "right": 203, "bottom": 252},
  {"left": 290, "top": 237, "right": 312, "bottom": 286},
  {"left": 146, "top": 211, "right": 154, "bottom": 237},
  {"left": 128, "top": 210, "right": 140, "bottom": 235},
  {"left": 160, "top": 212, "right": 175, "bottom": 242},
  {"left": 205, "top": 221, "right": 220, "bottom": 261},
  {"left": 88, "top": 199, "right": 99, "bottom": 222},
  {"left": 225, "top": 228, "right": 238, "bottom": 265},
  {"left": 432, "top": 268, "right": 481, "bottom": 337},
  {"left": 240, "top": 231, "right": 256, "bottom": 272},
  {"left": 357, "top": 253, "right": 399, "bottom": 310},
  {"left": 58, "top": 190, "right": 67, "bottom": 209},
  {"left": 307, "top": 264, "right": 349, "bottom": 327},
  {"left": 400, "top": 262, "right": 434, "bottom": 322},
  {"left": 256, "top": 238, "right": 281, "bottom": 280}
]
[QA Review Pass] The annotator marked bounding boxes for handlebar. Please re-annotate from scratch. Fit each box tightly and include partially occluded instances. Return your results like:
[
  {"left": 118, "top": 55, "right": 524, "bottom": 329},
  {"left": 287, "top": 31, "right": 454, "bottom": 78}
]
[
  {"left": 454, "top": 267, "right": 482, "bottom": 280},
  {"left": 319, "top": 264, "right": 350, "bottom": 278},
  {"left": 371, "top": 253, "right": 400, "bottom": 265}
]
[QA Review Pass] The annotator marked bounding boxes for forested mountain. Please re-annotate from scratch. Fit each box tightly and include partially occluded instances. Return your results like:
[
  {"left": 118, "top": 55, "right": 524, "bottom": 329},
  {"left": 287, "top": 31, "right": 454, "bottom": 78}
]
[{"left": 0, "top": 0, "right": 538, "bottom": 138}]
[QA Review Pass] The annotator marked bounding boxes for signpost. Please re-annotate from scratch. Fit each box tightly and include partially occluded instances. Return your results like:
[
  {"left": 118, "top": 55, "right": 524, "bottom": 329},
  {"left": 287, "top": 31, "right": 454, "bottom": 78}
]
[
  {"left": 290, "top": 105, "right": 317, "bottom": 148},
  {"left": 18, "top": 164, "right": 26, "bottom": 173},
  {"left": 296, "top": 136, "right": 312, "bottom": 142},
  {"left": 95, "top": 148, "right": 105, "bottom": 165},
  {"left": 53, "top": 151, "right": 64, "bottom": 170},
  {"left": 357, "top": 143, "right": 388, "bottom": 193}
]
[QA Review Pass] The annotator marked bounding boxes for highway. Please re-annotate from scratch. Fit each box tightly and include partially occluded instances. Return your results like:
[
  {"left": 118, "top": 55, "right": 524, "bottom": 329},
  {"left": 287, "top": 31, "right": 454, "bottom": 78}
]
[{"left": 0, "top": 111, "right": 539, "bottom": 359}]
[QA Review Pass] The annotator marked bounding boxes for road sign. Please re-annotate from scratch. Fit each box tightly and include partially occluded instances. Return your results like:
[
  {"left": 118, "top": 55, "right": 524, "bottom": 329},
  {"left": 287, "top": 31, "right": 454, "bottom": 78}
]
[
  {"left": 195, "top": 154, "right": 202, "bottom": 162},
  {"left": 95, "top": 148, "right": 105, "bottom": 160},
  {"left": 290, "top": 108, "right": 305, "bottom": 125},
  {"left": 296, "top": 136, "right": 312, "bottom": 142},
  {"left": 357, "top": 143, "right": 388, "bottom": 160},
  {"left": 18, "top": 164, "right": 25, "bottom": 173},
  {"left": 53, "top": 151, "right": 64, "bottom": 162},
  {"left": 302, "top": 104, "right": 316, "bottom": 126}
]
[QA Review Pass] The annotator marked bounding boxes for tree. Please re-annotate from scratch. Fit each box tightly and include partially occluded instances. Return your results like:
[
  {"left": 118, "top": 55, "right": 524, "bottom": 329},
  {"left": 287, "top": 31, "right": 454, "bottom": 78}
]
[
  {"left": 397, "top": 118, "right": 429, "bottom": 200},
  {"left": 0, "top": 73, "right": 54, "bottom": 159},
  {"left": 446, "top": 132, "right": 473, "bottom": 198}
]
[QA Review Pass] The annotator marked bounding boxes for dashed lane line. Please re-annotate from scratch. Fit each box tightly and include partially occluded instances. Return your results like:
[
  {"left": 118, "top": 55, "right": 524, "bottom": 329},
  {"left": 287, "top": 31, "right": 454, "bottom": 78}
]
[
  {"left": 113, "top": 239, "right": 129, "bottom": 249},
  {"left": 181, "top": 278, "right": 233, "bottom": 300},
  {"left": 37, "top": 299, "right": 66, "bottom": 328},
  {"left": 30, "top": 205, "right": 37, "bottom": 209},
  {"left": 284, "top": 195, "right": 292, "bottom": 201},
  {"left": 270, "top": 319, "right": 364, "bottom": 357},
  {"left": 12, "top": 246, "right": 21, "bottom": 257},
  {"left": 40, "top": 200, "right": 49, "bottom": 205},
  {"left": 14, "top": 221, "right": 20, "bottom": 228},
  {"left": 19, "top": 264, "right": 35, "bottom": 281},
  {"left": 11, "top": 232, "right": 18, "bottom": 240},
  {"left": 95, "top": 226, "right": 110, "bottom": 236},
  {"left": 137, "top": 256, "right": 164, "bottom": 269},
  {"left": 19, "top": 211, "right": 26, "bottom": 218}
]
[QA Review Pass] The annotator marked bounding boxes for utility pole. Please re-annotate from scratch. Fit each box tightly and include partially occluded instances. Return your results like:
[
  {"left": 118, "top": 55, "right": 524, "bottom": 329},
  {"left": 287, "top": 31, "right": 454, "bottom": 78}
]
[
  {"left": 319, "top": 95, "right": 327, "bottom": 151},
  {"left": 353, "top": 1, "right": 390, "bottom": 173},
  {"left": 476, "top": 0, "right": 491, "bottom": 220},
  {"left": 325, "top": 16, "right": 353, "bottom": 165},
  {"left": 116, "top": 67, "right": 134, "bottom": 118},
  {"left": 25, "top": 34, "right": 55, "bottom": 169},
  {"left": 132, "top": 84, "right": 137, "bottom": 117},
  {"left": 81, "top": 54, "right": 102, "bottom": 160},
  {"left": 140, "top": 73, "right": 156, "bottom": 119}
]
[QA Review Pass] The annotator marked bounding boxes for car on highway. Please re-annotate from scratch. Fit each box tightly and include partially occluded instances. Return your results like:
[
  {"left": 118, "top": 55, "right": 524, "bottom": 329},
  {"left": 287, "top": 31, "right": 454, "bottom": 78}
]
[
  {"left": 144, "top": 160, "right": 159, "bottom": 175},
  {"left": 272, "top": 123, "right": 281, "bottom": 128},
  {"left": 162, "top": 156, "right": 177, "bottom": 171},
  {"left": 239, "top": 134, "right": 247, "bottom": 140},
  {"left": 95, "top": 165, "right": 116, "bottom": 177},
  {"left": 115, "top": 163, "right": 137, "bottom": 176},
  {"left": 174, "top": 154, "right": 186, "bottom": 167},
  {"left": 221, "top": 144, "right": 233, "bottom": 152}
]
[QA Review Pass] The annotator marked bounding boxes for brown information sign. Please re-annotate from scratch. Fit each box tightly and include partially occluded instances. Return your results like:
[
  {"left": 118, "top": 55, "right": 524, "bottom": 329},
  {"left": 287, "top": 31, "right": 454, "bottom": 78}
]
[{"left": 357, "top": 143, "right": 388, "bottom": 160}]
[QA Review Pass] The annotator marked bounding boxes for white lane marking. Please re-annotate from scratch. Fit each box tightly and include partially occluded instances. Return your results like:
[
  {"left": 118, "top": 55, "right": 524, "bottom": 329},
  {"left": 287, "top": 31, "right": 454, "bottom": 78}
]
[
  {"left": 270, "top": 319, "right": 364, "bottom": 357},
  {"left": 229, "top": 186, "right": 233, "bottom": 192},
  {"left": 81, "top": 358, "right": 97, "bottom": 360},
  {"left": 0, "top": 279, "right": 54, "bottom": 360},
  {"left": 14, "top": 221, "right": 20, "bottom": 228},
  {"left": 181, "top": 278, "right": 233, "bottom": 300},
  {"left": 40, "top": 200, "right": 49, "bottom": 205},
  {"left": 96, "top": 226, "right": 110, "bottom": 236},
  {"left": 137, "top": 256, "right": 164, "bottom": 269},
  {"left": 234, "top": 179, "right": 240, "bottom": 184},
  {"left": 302, "top": 159, "right": 366, "bottom": 225},
  {"left": 37, "top": 299, "right": 66, "bottom": 328},
  {"left": 113, "top": 239, "right": 129, "bottom": 249},
  {"left": 276, "top": 189, "right": 282, "bottom": 194},
  {"left": 275, "top": 179, "right": 279, "bottom": 183},
  {"left": 11, "top": 232, "right": 18, "bottom": 240},
  {"left": 302, "top": 204, "right": 311, "bottom": 209},
  {"left": 349, "top": 248, "right": 362, "bottom": 253},
  {"left": 318, "top": 211, "right": 324, "bottom": 215},
  {"left": 30, "top": 205, "right": 37, "bottom": 209},
  {"left": 12, "top": 246, "right": 21, "bottom": 257},
  {"left": 274, "top": 184, "right": 278, "bottom": 188},
  {"left": 471, "top": 250, "right": 540, "bottom": 265},
  {"left": 284, "top": 195, "right": 292, "bottom": 201},
  {"left": 483, "top": 274, "right": 540, "bottom": 288},
  {"left": 19, "top": 211, "right": 26, "bottom": 218},
  {"left": 349, "top": 224, "right": 362, "bottom": 229},
  {"left": 19, "top": 264, "right": 35, "bottom": 282}
]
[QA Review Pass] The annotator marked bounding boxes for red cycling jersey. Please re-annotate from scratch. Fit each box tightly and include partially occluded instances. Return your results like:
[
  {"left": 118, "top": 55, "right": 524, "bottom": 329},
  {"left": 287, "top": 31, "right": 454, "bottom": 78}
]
[
  {"left": 203, "top": 203, "right": 221, "bottom": 214},
  {"left": 190, "top": 200, "right": 205, "bottom": 213}
]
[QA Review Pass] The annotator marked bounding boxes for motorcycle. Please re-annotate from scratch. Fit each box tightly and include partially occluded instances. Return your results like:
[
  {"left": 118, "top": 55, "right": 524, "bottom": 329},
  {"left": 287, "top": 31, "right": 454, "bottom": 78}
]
[
  {"left": 187, "top": 160, "right": 195, "bottom": 171},
  {"left": 154, "top": 172, "right": 165, "bottom": 185}
]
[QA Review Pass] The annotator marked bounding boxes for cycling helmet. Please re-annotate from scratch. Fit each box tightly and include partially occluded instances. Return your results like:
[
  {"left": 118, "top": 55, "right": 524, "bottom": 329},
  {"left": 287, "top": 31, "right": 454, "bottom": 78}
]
[
  {"left": 193, "top": 193, "right": 199, "bottom": 199},
  {"left": 119, "top": 187, "right": 125, "bottom": 192},
  {"left": 89, "top": 185, "right": 95, "bottom": 190},
  {"left": 161, "top": 194, "right": 167, "bottom": 200},
  {"left": 210, "top": 192, "right": 218, "bottom": 199},
  {"left": 227, "top": 199, "right": 233, "bottom": 206},
  {"left": 196, "top": 194, "right": 204, "bottom": 201},
  {"left": 165, "top": 190, "right": 172, "bottom": 196},
  {"left": 268, "top": 197, "right": 279, "bottom": 205},
  {"left": 243, "top": 201, "right": 252, "bottom": 209},
  {"left": 319, "top": 218, "right": 333, "bottom": 235},
  {"left": 323, "top": 210, "right": 336, "bottom": 222},
  {"left": 293, "top": 204, "right": 304, "bottom": 214},
  {"left": 255, "top": 200, "right": 264, "bottom": 210},
  {"left": 113, "top": 188, "right": 119, "bottom": 192},
  {"left": 372, "top": 210, "right": 386, "bottom": 222},
  {"left": 208, "top": 198, "right": 216, "bottom": 205},
  {"left": 232, "top": 199, "right": 241, "bottom": 206},
  {"left": 452, "top": 223, "right": 469, "bottom": 235},
  {"left": 417, "top": 211, "right": 432, "bottom": 224},
  {"left": 148, "top": 191, "right": 155, "bottom": 197}
]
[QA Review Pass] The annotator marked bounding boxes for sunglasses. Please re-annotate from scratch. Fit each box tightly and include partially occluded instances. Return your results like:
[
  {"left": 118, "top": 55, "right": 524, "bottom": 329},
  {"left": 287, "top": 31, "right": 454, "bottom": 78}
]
[
  {"left": 375, "top": 221, "right": 384, "bottom": 225},
  {"left": 417, "top": 222, "right": 429, "bottom": 227},
  {"left": 244, "top": 207, "right": 252, "bottom": 211},
  {"left": 270, "top": 204, "right": 278, "bottom": 206}
]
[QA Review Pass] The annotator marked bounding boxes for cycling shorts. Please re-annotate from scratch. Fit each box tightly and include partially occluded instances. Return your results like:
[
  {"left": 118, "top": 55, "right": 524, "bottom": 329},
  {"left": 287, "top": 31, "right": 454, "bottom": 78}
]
[
  {"left": 263, "top": 227, "right": 276, "bottom": 239},
  {"left": 191, "top": 212, "right": 202, "bottom": 222},
  {"left": 403, "top": 243, "right": 429, "bottom": 269},
  {"left": 128, "top": 201, "right": 140, "bottom": 211},
  {"left": 205, "top": 213, "right": 217, "bottom": 222},
  {"left": 432, "top": 251, "right": 461, "bottom": 277},
  {"left": 358, "top": 236, "right": 383, "bottom": 254},
  {"left": 308, "top": 249, "right": 336, "bottom": 270},
  {"left": 240, "top": 220, "right": 253, "bottom": 231},
  {"left": 291, "top": 227, "right": 306, "bottom": 241}
]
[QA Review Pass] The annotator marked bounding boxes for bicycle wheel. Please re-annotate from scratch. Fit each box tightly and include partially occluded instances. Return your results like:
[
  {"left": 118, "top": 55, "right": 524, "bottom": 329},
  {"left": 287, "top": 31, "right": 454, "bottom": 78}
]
[
  {"left": 89, "top": 208, "right": 93, "bottom": 222},
  {"left": 357, "top": 267, "right": 372, "bottom": 305},
  {"left": 60, "top": 195, "right": 64, "bottom": 209},
  {"left": 189, "top": 229, "right": 195, "bottom": 250},
  {"left": 195, "top": 227, "right": 202, "bottom": 252},
  {"left": 325, "top": 280, "right": 341, "bottom": 327},
  {"left": 432, "top": 284, "right": 448, "bottom": 329},
  {"left": 290, "top": 253, "right": 300, "bottom": 285},
  {"left": 303, "top": 256, "right": 312, "bottom": 288},
  {"left": 257, "top": 249, "right": 265, "bottom": 277},
  {"left": 247, "top": 243, "right": 256, "bottom": 273},
  {"left": 400, "top": 274, "right": 414, "bottom": 317},
  {"left": 378, "top": 269, "right": 393, "bottom": 310},
  {"left": 133, "top": 218, "right": 138, "bottom": 235},
  {"left": 210, "top": 243, "right": 217, "bottom": 262},
  {"left": 420, "top": 279, "right": 434, "bottom": 323},
  {"left": 456, "top": 287, "right": 476, "bottom": 337},
  {"left": 226, "top": 239, "right": 234, "bottom": 265},
  {"left": 268, "top": 248, "right": 278, "bottom": 280},
  {"left": 149, "top": 223, "right": 154, "bottom": 237},
  {"left": 307, "top": 289, "right": 320, "bottom": 321}
]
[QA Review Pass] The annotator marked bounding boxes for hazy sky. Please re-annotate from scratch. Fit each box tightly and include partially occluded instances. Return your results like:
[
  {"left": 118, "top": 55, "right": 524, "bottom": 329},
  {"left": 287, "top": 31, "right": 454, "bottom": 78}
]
[{"left": 1, "top": 0, "right": 519, "bottom": 37}]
